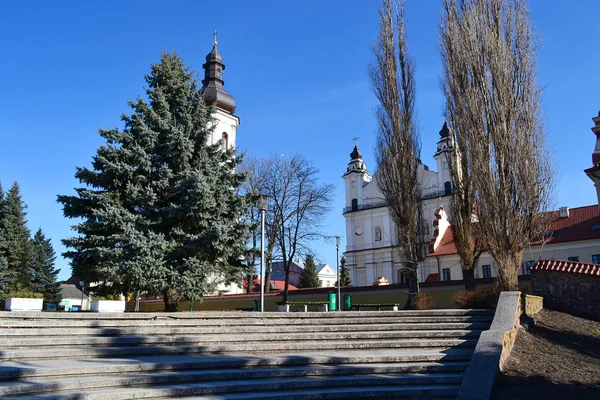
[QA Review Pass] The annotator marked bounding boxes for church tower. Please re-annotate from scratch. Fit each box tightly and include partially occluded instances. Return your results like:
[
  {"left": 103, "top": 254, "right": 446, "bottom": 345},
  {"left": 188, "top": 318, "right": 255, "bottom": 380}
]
[
  {"left": 342, "top": 143, "right": 372, "bottom": 211},
  {"left": 433, "top": 122, "right": 454, "bottom": 195},
  {"left": 200, "top": 34, "right": 239, "bottom": 149},
  {"left": 584, "top": 110, "right": 600, "bottom": 205}
]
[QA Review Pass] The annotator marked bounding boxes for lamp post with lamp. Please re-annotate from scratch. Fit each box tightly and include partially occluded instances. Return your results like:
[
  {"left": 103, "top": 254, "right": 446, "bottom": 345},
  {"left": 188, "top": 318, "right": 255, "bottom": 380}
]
[
  {"left": 335, "top": 236, "right": 341, "bottom": 311},
  {"left": 258, "top": 194, "right": 268, "bottom": 312}
]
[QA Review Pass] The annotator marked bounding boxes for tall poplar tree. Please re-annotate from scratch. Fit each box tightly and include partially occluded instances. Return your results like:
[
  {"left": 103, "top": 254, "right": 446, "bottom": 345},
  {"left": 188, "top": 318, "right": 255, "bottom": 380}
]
[
  {"left": 58, "top": 51, "right": 249, "bottom": 311},
  {"left": 28, "top": 229, "right": 61, "bottom": 303}
]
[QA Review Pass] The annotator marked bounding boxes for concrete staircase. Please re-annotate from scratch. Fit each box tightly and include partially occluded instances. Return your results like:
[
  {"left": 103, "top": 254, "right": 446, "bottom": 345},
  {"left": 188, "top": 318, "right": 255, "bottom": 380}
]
[{"left": 0, "top": 310, "right": 493, "bottom": 399}]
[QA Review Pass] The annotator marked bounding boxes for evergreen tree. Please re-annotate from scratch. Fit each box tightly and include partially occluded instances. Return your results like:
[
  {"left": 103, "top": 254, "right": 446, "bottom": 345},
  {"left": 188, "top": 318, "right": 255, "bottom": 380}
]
[
  {"left": 339, "top": 256, "right": 352, "bottom": 287},
  {"left": 28, "top": 229, "right": 62, "bottom": 303},
  {"left": 58, "top": 52, "right": 249, "bottom": 311},
  {"left": 0, "top": 182, "right": 31, "bottom": 287},
  {"left": 298, "top": 254, "right": 321, "bottom": 289}
]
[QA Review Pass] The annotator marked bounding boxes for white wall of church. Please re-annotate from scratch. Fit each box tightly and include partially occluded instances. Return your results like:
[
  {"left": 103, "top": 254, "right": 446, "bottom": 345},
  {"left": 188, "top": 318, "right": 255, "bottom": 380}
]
[{"left": 210, "top": 108, "right": 239, "bottom": 150}]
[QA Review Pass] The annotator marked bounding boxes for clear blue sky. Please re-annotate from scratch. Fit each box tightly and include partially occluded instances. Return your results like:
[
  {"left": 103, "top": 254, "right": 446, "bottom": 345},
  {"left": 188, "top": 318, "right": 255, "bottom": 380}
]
[{"left": 1, "top": 1, "right": 598, "bottom": 281}]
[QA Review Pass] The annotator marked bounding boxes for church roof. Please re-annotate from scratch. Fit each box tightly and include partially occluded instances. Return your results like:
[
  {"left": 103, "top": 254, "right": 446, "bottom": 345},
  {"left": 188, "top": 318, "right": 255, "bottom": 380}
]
[
  {"left": 350, "top": 144, "right": 362, "bottom": 160},
  {"left": 439, "top": 122, "right": 450, "bottom": 138},
  {"left": 427, "top": 205, "right": 600, "bottom": 257}
]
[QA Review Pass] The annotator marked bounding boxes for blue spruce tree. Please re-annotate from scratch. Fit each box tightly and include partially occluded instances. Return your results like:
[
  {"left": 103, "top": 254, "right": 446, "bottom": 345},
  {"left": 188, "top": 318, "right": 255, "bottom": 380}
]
[{"left": 58, "top": 52, "right": 249, "bottom": 311}]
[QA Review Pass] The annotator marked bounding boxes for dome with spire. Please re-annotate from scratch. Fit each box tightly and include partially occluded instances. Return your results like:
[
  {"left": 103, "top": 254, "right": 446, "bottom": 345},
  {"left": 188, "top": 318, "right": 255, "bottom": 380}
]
[
  {"left": 439, "top": 122, "right": 450, "bottom": 138},
  {"left": 200, "top": 42, "right": 236, "bottom": 114},
  {"left": 350, "top": 144, "right": 363, "bottom": 160}
]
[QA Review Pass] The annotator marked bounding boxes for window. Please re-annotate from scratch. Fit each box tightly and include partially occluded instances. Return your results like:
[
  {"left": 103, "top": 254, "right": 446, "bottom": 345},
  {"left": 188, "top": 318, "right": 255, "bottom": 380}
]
[
  {"left": 593, "top": 254, "right": 600, "bottom": 265},
  {"left": 568, "top": 256, "right": 579, "bottom": 262},
  {"left": 351, "top": 198, "right": 358, "bottom": 211},
  {"left": 442, "top": 268, "right": 451, "bottom": 281},
  {"left": 444, "top": 181, "right": 452, "bottom": 195},
  {"left": 222, "top": 132, "right": 228, "bottom": 150},
  {"left": 524, "top": 261, "right": 534, "bottom": 275},
  {"left": 397, "top": 270, "right": 407, "bottom": 284},
  {"left": 592, "top": 225, "right": 600, "bottom": 231},
  {"left": 482, "top": 265, "right": 492, "bottom": 279},
  {"left": 374, "top": 227, "right": 382, "bottom": 241}
]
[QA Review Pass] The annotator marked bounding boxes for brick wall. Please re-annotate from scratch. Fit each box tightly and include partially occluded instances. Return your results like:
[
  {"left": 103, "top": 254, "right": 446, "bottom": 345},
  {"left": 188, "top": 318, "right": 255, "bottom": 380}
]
[{"left": 532, "top": 269, "right": 600, "bottom": 320}]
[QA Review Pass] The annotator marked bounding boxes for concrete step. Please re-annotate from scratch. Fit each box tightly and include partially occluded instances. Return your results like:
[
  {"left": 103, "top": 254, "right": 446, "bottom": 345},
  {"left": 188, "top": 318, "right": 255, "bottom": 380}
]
[
  {"left": 170, "top": 385, "right": 459, "bottom": 399},
  {"left": 0, "top": 322, "right": 491, "bottom": 337},
  {"left": 0, "top": 349, "right": 474, "bottom": 380},
  {"left": 0, "top": 339, "right": 477, "bottom": 361},
  {"left": 1, "top": 375, "right": 462, "bottom": 399},
  {"left": 0, "top": 309, "right": 494, "bottom": 320},
  {"left": 0, "top": 315, "right": 493, "bottom": 328},
  {"left": 0, "top": 364, "right": 468, "bottom": 396},
  {"left": 1, "top": 330, "right": 482, "bottom": 348}
]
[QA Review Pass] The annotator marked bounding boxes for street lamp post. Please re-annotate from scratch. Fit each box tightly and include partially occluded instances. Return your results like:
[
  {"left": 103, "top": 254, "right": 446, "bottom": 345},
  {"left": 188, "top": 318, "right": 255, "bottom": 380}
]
[
  {"left": 335, "top": 236, "right": 341, "bottom": 311},
  {"left": 259, "top": 194, "right": 268, "bottom": 312}
]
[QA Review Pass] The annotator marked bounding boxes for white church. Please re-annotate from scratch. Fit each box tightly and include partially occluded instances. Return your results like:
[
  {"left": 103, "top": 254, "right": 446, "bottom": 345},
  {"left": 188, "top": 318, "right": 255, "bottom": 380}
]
[{"left": 342, "top": 123, "right": 455, "bottom": 286}]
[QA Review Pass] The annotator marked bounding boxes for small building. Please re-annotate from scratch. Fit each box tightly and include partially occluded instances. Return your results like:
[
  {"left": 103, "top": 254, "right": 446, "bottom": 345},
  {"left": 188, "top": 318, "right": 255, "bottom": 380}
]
[{"left": 60, "top": 284, "right": 90, "bottom": 311}]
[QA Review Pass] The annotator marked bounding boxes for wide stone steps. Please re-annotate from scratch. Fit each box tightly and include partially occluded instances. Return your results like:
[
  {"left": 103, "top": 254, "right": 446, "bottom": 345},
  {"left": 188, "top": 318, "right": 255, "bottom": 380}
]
[
  {"left": 1, "top": 330, "right": 481, "bottom": 349},
  {"left": 3, "top": 375, "right": 463, "bottom": 400},
  {"left": 0, "top": 310, "right": 494, "bottom": 399},
  {"left": 0, "top": 364, "right": 468, "bottom": 397},
  {"left": 0, "top": 322, "right": 490, "bottom": 337}
]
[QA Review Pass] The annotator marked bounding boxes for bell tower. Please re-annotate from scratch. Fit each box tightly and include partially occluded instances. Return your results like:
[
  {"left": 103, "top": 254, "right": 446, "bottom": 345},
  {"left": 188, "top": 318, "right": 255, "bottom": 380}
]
[{"left": 200, "top": 31, "right": 239, "bottom": 150}]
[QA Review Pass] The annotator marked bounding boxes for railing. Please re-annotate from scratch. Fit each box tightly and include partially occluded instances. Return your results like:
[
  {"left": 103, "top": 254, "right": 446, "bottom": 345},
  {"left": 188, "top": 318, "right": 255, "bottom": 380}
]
[{"left": 343, "top": 189, "right": 453, "bottom": 214}]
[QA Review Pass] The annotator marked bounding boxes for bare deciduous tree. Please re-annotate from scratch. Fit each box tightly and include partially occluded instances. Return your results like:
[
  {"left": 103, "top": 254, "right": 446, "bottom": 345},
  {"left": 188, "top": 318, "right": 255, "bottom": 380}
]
[
  {"left": 248, "top": 153, "right": 334, "bottom": 303},
  {"left": 370, "top": 0, "right": 426, "bottom": 309},
  {"left": 440, "top": 0, "right": 554, "bottom": 291},
  {"left": 439, "top": 1, "right": 486, "bottom": 291}
]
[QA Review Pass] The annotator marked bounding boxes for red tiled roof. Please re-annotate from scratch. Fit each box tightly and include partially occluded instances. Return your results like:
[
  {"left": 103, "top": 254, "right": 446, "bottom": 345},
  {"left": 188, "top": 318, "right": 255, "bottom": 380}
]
[
  {"left": 531, "top": 259, "right": 600, "bottom": 277},
  {"left": 250, "top": 279, "right": 298, "bottom": 291},
  {"left": 427, "top": 205, "right": 600, "bottom": 257}
]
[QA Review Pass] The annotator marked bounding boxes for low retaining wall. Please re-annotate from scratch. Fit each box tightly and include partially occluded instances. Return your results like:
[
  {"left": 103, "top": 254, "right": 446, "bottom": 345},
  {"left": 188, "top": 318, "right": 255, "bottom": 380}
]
[
  {"left": 128, "top": 277, "right": 532, "bottom": 312},
  {"left": 457, "top": 291, "right": 522, "bottom": 400}
]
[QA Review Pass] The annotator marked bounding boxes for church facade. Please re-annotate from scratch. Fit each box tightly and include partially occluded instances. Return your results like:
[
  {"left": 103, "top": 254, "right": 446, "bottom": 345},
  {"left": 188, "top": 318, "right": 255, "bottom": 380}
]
[{"left": 342, "top": 124, "right": 455, "bottom": 286}]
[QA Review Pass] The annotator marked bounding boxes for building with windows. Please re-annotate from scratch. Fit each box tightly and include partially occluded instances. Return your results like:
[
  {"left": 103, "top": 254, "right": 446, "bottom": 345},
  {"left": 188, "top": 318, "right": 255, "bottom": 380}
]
[
  {"left": 342, "top": 123, "right": 455, "bottom": 286},
  {"left": 343, "top": 112, "right": 600, "bottom": 285}
]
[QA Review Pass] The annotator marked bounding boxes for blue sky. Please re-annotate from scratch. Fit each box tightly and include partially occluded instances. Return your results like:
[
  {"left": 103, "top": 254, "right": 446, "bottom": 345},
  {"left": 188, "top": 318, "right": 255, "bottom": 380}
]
[{"left": 1, "top": 1, "right": 598, "bottom": 281}]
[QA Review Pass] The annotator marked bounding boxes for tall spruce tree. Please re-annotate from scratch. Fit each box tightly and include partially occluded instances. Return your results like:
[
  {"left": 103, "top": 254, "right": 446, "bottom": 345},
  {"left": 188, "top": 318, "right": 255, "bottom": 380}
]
[
  {"left": 298, "top": 254, "right": 321, "bottom": 289},
  {"left": 28, "top": 229, "right": 61, "bottom": 303},
  {"left": 58, "top": 51, "right": 249, "bottom": 311},
  {"left": 338, "top": 256, "right": 352, "bottom": 287},
  {"left": 0, "top": 182, "right": 31, "bottom": 287}
]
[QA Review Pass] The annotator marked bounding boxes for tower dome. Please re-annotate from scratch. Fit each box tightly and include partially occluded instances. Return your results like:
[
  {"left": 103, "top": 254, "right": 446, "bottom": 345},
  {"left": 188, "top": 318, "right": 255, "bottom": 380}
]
[{"left": 200, "top": 40, "right": 236, "bottom": 114}]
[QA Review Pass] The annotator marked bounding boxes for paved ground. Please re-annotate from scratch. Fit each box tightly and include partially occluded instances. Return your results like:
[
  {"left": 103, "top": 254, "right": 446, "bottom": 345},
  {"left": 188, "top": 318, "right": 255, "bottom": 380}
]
[{"left": 491, "top": 309, "right": 600, "bottom": 400}]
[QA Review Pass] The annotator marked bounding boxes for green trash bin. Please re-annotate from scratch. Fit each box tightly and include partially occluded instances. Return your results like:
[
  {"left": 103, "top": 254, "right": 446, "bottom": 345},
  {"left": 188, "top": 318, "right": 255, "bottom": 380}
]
[
  {"left": 344, "top": 294, "right": 352, "bottom": 311},
  {"left": 328, "top": 292, "right": 337, "bottom": 311},
  {"left": 253, "top": 299, "right": 259, "bottom": 311}
]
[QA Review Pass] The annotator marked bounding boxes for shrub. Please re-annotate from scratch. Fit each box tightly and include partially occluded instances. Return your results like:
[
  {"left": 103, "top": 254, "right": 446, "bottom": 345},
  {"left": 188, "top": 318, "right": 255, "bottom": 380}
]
[
  {"left": 453, "top": 288, "right": 499, "bottom": 309},
  {"left": 414, "top": 293, "right": 436, "bottom": 310},
  {"left": 7, "top": 290, "right": 44, "bottom": 299}
]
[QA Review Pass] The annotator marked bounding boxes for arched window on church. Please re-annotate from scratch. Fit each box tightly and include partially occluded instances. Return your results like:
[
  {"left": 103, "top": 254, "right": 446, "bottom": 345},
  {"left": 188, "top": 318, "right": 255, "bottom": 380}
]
[
  {"left": 351, "top": 198, "right": 358, "bottom": 211},
  {"left": 222, "top": 132, "right": 229, "bottom": 150},
  {"left": 444, "top": 181, "right": 452, "bottom": 195},
  {"left": 374, "top": 227, "right": 382, "bottom": 241}
]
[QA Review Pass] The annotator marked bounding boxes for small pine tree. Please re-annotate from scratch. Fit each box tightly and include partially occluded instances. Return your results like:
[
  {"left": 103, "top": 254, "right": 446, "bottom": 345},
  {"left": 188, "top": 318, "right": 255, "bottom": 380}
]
[
  {"left": 298, "top": 254, "right": 321, "bottom": 289},
  {"left": 339, "top": 256, "right": 352, "bottom": 287},
  {"left": 0, "top": 182, "right": 31, "bottom": 287},
  {"left": 28, "top": 229, "right": 62, "bottom": 303}
]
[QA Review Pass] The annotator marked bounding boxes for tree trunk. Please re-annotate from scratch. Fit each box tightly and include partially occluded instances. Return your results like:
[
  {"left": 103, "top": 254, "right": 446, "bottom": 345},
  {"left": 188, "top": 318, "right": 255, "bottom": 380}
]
[
  {"left": 264, "top": 260, "right": 272, "bottom": 294},
  {"left": 282, "top": 264, "right": 291, "bottom": 304},
  {"left": 494, "top": 252, "right": 522, "bottom": 292},
  {"left": 403, "top": 275, "right": 419, "bottom": 310},
  {"left": 163, "top": 289, "right": 179, "bottom": 312},
  {"left": 462, "top": 266, "right": 476, "bottom": 291},
  {"left": 134, "top": 290, "right": 140, "bottom": 312}
]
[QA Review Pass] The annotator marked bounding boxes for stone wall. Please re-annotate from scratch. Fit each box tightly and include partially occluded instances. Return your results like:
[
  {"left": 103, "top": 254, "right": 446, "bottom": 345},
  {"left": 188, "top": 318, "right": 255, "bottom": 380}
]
[
  {"left": 523, "top": 294, "right": 543, "bottom": 316},
  {"left": 532, "top": 269, "right": 600, "bottom": 320}
]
